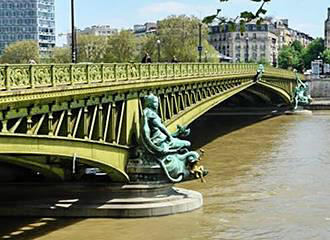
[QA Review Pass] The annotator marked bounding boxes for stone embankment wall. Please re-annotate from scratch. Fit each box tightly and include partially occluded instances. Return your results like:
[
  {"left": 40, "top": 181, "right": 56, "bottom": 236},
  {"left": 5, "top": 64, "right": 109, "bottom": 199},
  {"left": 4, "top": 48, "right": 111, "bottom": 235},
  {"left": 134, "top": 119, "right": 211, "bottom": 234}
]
[{"left": 309, "top": 79, "right": 330, "bottom": 98}]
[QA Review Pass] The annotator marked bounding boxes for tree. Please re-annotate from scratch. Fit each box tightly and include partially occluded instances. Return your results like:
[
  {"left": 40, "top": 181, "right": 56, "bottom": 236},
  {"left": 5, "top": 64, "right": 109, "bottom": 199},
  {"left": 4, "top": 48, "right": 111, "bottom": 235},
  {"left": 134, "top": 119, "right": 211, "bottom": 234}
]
[
  {"left": 257, "top": 57, "right": 269, "bottom": 65},
  {"left": 51, "top": 47, "right": 71, "bottom": 63},
  {"left": 156, "top": 15, "right": 218, "bottom": 62},
  {"left": 291, "top": 40, "right": 303, "bottom": 53},
  {"left": 322, "top": 49, "right": 330, "bottom": 64},
  {"left": 278, "top": 45, "right": 304, "bottom": 72},
  {"left": 105, "top": 30, "right": 137, "bottom": 63},
  {"left": 134, "top": 34, "right": 158, "bottom": 63},
  {"left": 203, "top": 40, "right": 220, "bottom": 63},
  {"left": 76, "top": 34, "right": 108, "bottom": 63},
  {"left": 278, "top": 45, "right": 302, "bottom": 70},
  {"left": 0, "top": 40, "right": 40, "bottom": 64},
  {"left": 301, "top": 38, "right": 325, "bottom": 69}
]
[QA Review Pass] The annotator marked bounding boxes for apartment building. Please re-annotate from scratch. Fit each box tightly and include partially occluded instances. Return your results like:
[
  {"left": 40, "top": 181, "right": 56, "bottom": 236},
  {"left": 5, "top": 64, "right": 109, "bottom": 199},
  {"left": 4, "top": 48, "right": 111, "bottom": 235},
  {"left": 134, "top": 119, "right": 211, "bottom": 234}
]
[
  {"left": 0, "top": 0, "right": 55, "bottom": 57},
  {"left": 80, "top": 25, "right": 117, "bottom": 36},
  {"left": 209, "top": 18, "right": 313, "bottom": 65},
  {"left": 275, "top": 19, "right": 313, "bottom": 48},
  {"left": 133, "top": 22, "right": 157, "bottom": 37},
  {"left": 209, "top": 20, "right": 278, "bottom": 65}
]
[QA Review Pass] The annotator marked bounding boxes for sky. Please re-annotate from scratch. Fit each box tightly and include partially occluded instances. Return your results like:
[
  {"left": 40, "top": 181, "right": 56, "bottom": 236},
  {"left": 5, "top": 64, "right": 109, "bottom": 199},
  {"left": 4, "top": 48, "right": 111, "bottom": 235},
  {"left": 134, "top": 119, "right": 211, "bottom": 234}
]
[{"left": 55, "top": 0, "right": 329, "bottom": 46}]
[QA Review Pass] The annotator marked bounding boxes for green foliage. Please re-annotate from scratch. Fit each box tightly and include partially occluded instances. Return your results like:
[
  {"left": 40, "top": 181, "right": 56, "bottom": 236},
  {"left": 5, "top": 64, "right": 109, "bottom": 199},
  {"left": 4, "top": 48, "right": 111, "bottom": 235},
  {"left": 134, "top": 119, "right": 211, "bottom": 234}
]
[
  {"left": 203, "top": 0, "right": 271, "bottom": 28},
  {"left": 105, "top": 30, "right": 137, "bottom": 63},
  {"left": 135, "top": 34, "right": 158, "bottom": 62},
  {"left": 47, "top": 15, "right": 216, "bottom": 64},
  {"left": 322, "top": 49, "right": 330, "bottom": 64},
  {"left": 291, "top": 40, "right": 303, "bottom": 53},
  {"left": 157, "top": 15, "right": 200, "bottom": 62},
  {"left": 278, "top": 39, "right": 327, "bottom": 72},
  {"left": 0, "top": 40, "right": 40, "bottom": 64},
  {"left": 77, "top": 34, "right": 108, "bottom": 63},
  {"left": 278, "top": 40, "right": 305, "bottom": 72},
  {"left": 257, "top": 57, "right": 269, "bottom": 65},
  {"left": 301, "top": 38, "right": 325, "bottom": 69},
  {"left": 203, "top": 40, "right": 220, "bottom": 63},
  {"left": 51, "top": 47, "right": 71, "bottom": 63},
  {"left": 278, "top": 45, "right": 300, "bottom": 70},
  {"left": 156, "top": 15, "right": 216, "bottom": 62}
]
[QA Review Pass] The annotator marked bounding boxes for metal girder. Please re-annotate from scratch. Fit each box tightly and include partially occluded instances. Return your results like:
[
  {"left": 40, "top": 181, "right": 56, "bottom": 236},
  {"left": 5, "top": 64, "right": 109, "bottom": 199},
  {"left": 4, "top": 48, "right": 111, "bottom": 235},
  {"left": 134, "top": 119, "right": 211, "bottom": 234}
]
[
  {"left": 166, "top": 81, "right": 255, "bottom": 132},
  {"left": 257, "top": 81, "right": 292, "bottom": 103},
  {"left": 245, "top": 88, "right": 272, "bottom": 104},
  {"left": 0, "top": 134, "right": 129, "bottom": 182}
]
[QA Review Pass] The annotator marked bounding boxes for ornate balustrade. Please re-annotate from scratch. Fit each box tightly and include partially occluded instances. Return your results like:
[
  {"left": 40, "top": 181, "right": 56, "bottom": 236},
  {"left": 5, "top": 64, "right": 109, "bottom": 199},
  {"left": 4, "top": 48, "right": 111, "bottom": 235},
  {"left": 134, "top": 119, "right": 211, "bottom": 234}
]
[
  {"left": 264, "top": 66, "right": 304, "bottom": 80},
  {"left": 0, "top": 63, "right": 258, "bottom": 91}
]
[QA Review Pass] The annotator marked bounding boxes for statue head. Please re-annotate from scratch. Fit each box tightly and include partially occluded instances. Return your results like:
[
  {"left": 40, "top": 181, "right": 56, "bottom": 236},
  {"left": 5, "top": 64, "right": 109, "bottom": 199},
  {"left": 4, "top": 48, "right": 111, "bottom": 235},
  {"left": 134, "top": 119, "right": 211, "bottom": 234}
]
[{"left": 144, "top": 93, "right": 159, "bottom": 110}]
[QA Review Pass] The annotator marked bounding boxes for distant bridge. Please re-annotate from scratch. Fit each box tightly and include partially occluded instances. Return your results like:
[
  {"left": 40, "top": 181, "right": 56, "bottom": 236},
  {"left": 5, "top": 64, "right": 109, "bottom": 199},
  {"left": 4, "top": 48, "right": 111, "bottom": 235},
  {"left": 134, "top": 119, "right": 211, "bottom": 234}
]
[{"left": 0, "top": 63, "right": 300, "bottom": 182}]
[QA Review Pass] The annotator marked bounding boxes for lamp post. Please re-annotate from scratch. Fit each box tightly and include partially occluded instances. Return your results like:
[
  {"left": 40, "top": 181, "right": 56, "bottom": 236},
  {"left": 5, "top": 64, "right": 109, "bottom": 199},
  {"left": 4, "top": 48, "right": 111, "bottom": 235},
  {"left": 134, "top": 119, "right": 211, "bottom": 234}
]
[
  {"left": 245, "top": 37, "right": 249, "bottom": 63},
  {"left": 198, "top": 22, "right": 202, "bottom": 63},
  {"left": 71, "top": 0, "right": 77, "bottom": 63},
  {"left": 156, "top": 39, "right": 161, "bottom": 62}
]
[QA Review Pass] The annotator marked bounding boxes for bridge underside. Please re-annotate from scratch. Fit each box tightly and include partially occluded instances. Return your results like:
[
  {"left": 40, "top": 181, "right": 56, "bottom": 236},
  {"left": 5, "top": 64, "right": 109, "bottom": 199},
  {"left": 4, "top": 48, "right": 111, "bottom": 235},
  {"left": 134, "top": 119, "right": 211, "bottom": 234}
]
[{"left": 221, "top": 83, "right": 291, "bottom": 108}]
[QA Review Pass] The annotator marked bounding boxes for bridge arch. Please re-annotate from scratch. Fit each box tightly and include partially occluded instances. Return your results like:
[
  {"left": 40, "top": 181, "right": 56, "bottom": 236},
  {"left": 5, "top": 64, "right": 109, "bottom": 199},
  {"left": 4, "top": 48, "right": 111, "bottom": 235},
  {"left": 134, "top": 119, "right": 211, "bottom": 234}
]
[{"left": 0, "top": 134, "right": 129, "bottom": 182}]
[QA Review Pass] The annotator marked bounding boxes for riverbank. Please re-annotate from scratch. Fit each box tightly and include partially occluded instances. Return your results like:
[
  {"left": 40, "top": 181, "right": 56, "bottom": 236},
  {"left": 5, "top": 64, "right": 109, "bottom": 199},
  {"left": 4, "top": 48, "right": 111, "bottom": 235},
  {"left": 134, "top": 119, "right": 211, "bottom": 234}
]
[{"left": 306, "top": 98, "right": 330, "bottom": 110}]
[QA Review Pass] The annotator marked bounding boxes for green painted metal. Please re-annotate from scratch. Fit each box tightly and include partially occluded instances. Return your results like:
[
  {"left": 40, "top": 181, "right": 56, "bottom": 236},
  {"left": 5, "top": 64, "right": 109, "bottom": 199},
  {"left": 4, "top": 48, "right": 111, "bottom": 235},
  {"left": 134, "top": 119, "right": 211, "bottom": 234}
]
[
  {"left": 0, "top": 63, "right": 299, "bottom": 182},
  {"left": 0, "top": 134, "right": 129, "bottom": 182}
]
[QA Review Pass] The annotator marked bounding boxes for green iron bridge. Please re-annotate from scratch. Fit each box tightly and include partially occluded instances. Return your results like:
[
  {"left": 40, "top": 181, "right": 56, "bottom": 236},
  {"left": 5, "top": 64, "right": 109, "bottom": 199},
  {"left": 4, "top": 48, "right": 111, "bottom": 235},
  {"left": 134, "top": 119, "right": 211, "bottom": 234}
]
[{"left": 0, "top": 63, "right": 301, "bottom": 182}]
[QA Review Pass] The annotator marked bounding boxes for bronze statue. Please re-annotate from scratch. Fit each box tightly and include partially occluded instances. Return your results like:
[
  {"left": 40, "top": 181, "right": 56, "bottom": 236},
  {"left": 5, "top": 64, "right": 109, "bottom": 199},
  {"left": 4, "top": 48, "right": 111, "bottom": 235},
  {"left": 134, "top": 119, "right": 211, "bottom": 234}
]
[
  {"left": 293, "top": 69, "right": 312, "bottom": 109},
  {"left": 139, "top": 93, "right": 207, "bottom": 183}
]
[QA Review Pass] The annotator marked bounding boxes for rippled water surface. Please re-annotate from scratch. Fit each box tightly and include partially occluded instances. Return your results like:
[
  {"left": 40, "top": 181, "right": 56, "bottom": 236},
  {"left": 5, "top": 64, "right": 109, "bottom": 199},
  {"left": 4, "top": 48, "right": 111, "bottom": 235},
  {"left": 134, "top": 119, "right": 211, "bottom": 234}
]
[{"left": 2, "top": 112, "right": 330, "bottom": 240}]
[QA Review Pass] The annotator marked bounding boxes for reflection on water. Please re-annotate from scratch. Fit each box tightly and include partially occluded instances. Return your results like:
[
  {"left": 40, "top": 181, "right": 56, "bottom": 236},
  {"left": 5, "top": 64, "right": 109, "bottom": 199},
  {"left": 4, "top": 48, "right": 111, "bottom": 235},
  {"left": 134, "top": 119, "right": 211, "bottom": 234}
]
[{"left": 2, "top": 112, "right": 330, "bottom": 240}]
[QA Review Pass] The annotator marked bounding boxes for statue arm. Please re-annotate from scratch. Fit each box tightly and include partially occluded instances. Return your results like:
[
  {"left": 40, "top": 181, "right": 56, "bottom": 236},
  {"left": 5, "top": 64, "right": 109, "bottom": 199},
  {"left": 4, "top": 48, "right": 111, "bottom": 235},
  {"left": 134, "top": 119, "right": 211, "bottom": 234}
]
[
  {"left": 295, "top": 71, "right": 306, "bottom": 88},
  {"left": 172, "top": 125, "right": 190, "bottom": 138}
]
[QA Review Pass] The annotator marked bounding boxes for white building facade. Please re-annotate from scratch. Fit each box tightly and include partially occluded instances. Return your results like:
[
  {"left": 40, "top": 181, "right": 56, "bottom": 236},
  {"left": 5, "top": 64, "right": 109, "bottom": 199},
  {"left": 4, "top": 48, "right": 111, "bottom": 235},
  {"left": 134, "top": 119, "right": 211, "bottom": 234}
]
[
  {"left": 209, "top": 21, "right": 279, "bottom": 65},
  {"left": 209, "top": 18, "right": 313, "bottom": 65}
]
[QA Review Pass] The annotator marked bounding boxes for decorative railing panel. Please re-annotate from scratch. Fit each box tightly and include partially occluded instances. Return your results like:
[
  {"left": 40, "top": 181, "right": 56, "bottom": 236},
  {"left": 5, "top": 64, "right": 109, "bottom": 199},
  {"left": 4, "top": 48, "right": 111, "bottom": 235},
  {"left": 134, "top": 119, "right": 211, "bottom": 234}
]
[
  {"left": 8, "top": 66, "right": 31, "bottom": 89},
  {"left": 53, "top": 65, "right": 70, "bottom": 86},
  {"left": 0, "top": 66, "right": 6, "bottom": 90}
]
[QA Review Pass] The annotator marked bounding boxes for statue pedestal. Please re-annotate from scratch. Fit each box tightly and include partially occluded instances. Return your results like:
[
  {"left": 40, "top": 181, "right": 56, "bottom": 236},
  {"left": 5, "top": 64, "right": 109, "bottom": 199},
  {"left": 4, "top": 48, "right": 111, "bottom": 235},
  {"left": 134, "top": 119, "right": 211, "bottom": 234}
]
[{"left": 0, "top": 183, "right": 203, "bottom": 217}]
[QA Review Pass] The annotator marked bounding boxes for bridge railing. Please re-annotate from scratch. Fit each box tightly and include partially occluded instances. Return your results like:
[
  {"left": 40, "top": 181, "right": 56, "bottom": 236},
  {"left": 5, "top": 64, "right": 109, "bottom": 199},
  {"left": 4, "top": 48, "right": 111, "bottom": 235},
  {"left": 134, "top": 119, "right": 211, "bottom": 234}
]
[
  {"left": 0, "top": 63, "right": 258, "bottom": 91},
  {"left": 264, "top": 66, "right": 303, "bottom": 80}
]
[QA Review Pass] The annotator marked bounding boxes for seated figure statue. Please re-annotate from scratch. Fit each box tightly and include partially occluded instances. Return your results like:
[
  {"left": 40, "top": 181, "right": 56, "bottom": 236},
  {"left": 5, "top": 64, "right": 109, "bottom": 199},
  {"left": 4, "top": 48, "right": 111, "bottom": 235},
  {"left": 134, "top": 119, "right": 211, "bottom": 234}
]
[{"left": 140, "top": 93, "right": 207, "bottom": 183}]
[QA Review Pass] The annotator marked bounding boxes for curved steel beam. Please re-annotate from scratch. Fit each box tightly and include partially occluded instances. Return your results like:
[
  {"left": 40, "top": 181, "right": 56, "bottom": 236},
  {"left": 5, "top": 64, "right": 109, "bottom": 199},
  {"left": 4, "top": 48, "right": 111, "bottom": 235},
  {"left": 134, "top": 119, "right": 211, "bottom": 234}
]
[
  {"left": 245, "top": 88, "right": 272, "bottom": 104},
  {"left": 166, "top": 81, "right": 255, "bottom": 131},
  {"left": 257, "top": 81, "right": 291, "bottom": 103},
  {"left": 0, "top": 134, "right": 130, "bottom": 182},
  {"left": 237, "top": 91, "right": 258, "bottom": 105}
]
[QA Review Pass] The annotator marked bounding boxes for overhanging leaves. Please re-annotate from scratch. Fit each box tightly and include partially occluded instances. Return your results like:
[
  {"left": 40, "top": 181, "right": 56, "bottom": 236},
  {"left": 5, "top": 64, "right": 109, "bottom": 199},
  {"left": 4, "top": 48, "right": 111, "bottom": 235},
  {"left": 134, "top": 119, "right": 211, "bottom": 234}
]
[{"left": 204, "top": 0, "right": 271, "bottom": 32}]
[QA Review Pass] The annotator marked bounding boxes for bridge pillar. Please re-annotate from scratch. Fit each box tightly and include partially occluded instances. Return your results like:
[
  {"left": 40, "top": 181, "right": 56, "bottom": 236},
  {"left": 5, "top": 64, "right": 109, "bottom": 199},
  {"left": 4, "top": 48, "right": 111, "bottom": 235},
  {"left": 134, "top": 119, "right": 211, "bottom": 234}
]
[{"left": 122, "top": 96, "right": 140, "bottom": 146}]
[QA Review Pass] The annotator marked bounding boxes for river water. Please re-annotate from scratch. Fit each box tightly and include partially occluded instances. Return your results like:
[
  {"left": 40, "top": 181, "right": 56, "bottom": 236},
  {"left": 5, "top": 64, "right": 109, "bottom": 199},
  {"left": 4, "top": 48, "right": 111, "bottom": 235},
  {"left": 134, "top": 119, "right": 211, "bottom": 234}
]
[{"left": 2, "top": 111, "right": 330, "bottom": 240}]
